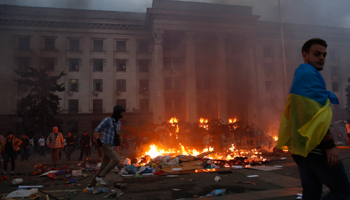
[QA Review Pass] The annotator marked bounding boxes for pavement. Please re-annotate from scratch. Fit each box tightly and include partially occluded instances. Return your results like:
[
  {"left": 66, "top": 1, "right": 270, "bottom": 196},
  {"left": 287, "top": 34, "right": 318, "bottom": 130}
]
[{"left": 0, "top": 147, "right": 350, "bottom": 200}]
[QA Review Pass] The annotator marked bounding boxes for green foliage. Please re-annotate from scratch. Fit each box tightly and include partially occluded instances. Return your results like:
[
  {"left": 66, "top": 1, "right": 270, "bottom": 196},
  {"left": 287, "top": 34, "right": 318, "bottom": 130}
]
[
  {"left": 15, "top": 66, "right": 66, "bottom": 137},
  {"left": 346, "top": 77, "right": 350, "bottom": 119}
]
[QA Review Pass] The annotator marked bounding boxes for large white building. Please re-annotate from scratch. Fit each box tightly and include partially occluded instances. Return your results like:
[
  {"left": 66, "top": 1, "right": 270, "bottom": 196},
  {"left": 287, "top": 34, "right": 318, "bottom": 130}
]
[{"left": 0, "top": 0, "right": 349, "bottom": 135}]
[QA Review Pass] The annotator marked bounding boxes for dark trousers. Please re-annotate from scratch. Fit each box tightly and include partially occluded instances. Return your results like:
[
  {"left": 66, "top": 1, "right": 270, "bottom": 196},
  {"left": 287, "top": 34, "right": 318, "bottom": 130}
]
[
  {"left": 39, "top": 146, "right": 45, "bottom": 155},
  {"left": 293, "top": 153, "right": 350, "bottom": 200},
  {"left": 79, "top": 146, "right": 90, "bottom": 160},
  {"left": 20, "top": 148, "right": 28, "bottom": 161},
  {"left": 66, "top": 145, "right": 73, "bottom": 160},
  {"left": 3, "top": 152, "right": 16, "bottom": 171}
]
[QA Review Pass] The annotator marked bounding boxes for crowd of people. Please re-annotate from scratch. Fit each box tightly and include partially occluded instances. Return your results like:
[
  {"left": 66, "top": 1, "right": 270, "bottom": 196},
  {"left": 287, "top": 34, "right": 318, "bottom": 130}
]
[{"left": 0, "top": 127, "right": 105, "bottom": 175}]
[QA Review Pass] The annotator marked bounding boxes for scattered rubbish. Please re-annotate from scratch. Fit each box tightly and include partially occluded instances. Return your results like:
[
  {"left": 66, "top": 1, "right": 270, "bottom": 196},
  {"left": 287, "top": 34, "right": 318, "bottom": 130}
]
[
  {"left": 136, "top": 166, "right": 146, "bottom": 174},
  {"left": 123, "top": 158, "right": 131, "bottom": 166},
  {"left": 121, "top": 174, "right": 134, "bottom": 177},
  {"left": 166, "top": 175, "right": 178, "bottom": 177},
  {"left": 124, "top": 165, "right": 138, "bottom": 174},
  {"left": 172, "top": 168, "right": 182, "bottom": 171},
  {"left": 297, "top": 193, "right": 303, "bottom": 199},
  {"left": 72, "top": 170, "right": 82, "bottom": 177},
  {"left": 30, "top": 194, "right": 40, "bottom": 200},
  {"left": 5, "top": 188, "right": 38, "bottom": 199},
  {"left": 189, "top": 179, "right": 193, "bottom": 182},
  {"left": 18, "top": 185, "right": 44, "bottom": 189},
  {"left": 281, "top": 157, "right": 287, "bottom": 160},
  {"left": 141, "top": 173, "right": 153, "bottom": 176},
  {"left": 98, "top": 188, "right": 110, "bottom": 193},
  {"left": 134, "top": 174, "right": 144, "bottom": 178},
  {"left": 214, "top": 176, "right": 221, "bottom": 182},
  {"left": 12, "top": 178, "right": 24, "bottom": 185},
  {"left": 172, "top": 189, "right": 181, "bottom": 191},
  {"left": 234, "top": 181, "right": 258, "bottom": 187},
  {"left": 69, "top": 191, "right": 76, "bottom": 195},
  {"left": 206, "top": 189, "right": 226, "bottom": 196},
  {"left": 273, "top": 165, "right": 283, "bottom": 168},
  {"left": 246, "top": 175, "right": 259, "bottom": 178},
  {"left": 232, "top": 165, "right": 243, "bottom": 169},
  {"left": 39, "top": 170, "right": 58, "bottom": 177}
]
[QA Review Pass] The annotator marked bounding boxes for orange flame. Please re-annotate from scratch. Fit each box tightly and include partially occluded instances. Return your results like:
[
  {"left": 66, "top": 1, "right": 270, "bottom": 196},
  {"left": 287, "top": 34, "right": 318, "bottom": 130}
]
[
  {"left": 273, "top": 136, "right": 278, "bottom": 141},
  {"left": 228, "top": 117, "right": 237, "bottom": 124}
]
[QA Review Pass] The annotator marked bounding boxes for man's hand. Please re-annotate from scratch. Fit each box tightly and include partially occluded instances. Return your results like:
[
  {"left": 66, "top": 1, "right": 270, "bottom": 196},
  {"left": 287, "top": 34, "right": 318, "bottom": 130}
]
[{"left": 325, "top": 147, "right": 340, "bottom": 167}]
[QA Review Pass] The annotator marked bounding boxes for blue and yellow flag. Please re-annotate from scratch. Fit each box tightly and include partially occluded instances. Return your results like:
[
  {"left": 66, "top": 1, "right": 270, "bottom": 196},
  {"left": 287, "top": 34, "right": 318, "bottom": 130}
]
[{"left": 276, "top": 63, "right": 339, "bottom": 157}]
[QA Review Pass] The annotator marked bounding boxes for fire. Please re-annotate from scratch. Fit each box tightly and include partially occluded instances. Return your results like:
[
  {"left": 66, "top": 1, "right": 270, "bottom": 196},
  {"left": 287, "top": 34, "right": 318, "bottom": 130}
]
[
  {"left": 228, "top": 117, "right": 237, "bottom": 124},
  {"left": 169, "top": 117, "right": 178, "bottom": 124},
  {"left": 199, "top": 118, "right": 209, "bottom": 130},
  {"left": 273, "top": 136, "right": 278, "bottom": 141}
]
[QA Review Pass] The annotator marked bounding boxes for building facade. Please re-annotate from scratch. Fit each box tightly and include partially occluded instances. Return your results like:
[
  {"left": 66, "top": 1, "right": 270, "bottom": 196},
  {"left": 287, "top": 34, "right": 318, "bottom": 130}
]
[{"left": 0, "top": 0, "right": 349, "bottom": 135}]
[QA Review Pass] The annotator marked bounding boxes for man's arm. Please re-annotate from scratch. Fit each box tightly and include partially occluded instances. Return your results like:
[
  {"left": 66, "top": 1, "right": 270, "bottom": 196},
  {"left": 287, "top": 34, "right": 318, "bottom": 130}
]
[{"left": 321, "top": 129, "right": 339, "bottom": 167}]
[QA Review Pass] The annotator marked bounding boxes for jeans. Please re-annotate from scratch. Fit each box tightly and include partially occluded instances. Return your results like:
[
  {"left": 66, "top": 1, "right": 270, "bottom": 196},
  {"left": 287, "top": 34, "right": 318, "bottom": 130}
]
[
  {"left": 39, "top": 146, "right": 45, "bottom": 155},
  {"left": 21, "top": 148, "right": 28, "bottom": 161},
  {"left": 88, "top": 144, "right": 121, "bottom": 187},
  {"left": 292, "top": 153, "right": 350, "bottom": 200},
  {"left": 3, "top": 152, "right": 16, "bottom": 171}
]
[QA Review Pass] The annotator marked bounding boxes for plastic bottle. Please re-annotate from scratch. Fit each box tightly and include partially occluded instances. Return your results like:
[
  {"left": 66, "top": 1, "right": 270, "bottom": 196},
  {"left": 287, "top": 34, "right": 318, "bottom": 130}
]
[
  {"left": 208, "top": 189, "right": 226, "bottom": 196},
  {"left": 98, "top": 188, "right": 110, "bottom": 193}
]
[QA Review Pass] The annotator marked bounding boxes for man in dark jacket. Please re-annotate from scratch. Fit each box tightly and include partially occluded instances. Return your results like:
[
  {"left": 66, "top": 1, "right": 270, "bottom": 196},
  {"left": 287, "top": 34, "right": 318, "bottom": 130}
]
[
  {"left": 1, "top": 131, "right": 22, "bottom": 175},
  {"left": 20, "top": 134, "right": 29, "bottom": 161},
  {"left": 79, "top": 131, "right": 91, "bottom": 161}
]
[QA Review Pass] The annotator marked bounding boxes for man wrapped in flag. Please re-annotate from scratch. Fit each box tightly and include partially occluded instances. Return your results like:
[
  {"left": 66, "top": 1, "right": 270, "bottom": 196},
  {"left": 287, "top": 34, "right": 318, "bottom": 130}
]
[{"left": 277, "top": 38, "right": 350, "bottom": 200}]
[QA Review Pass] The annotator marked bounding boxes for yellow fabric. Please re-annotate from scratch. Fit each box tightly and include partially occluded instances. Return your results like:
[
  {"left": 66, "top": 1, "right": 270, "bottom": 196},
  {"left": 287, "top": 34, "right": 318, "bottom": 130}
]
[{"left": 276, "top": 94, "right": 332, "bottom": 157}]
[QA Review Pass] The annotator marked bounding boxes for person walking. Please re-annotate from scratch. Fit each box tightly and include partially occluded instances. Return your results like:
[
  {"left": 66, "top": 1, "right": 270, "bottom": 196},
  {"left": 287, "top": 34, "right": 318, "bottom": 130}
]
[
  {"left": 20, "top": 134, "right": 29, "bottom": 161},
  {"left": 46, "top": 126, "right": 64, "bottom": 167},
  {"left": 38, "top": 136, "right": 46, "bottom": 156},
  {"left": 66, "top": 132, "right": 74, "bottom": 161},
  {"left": 86, "top": 105, "right": 125, "bottom": 193},
  {"left": 1, "top": 131, "right": 22, "bottom": 175},
  {"left": 79, "top": 131, "right": 91, "bottom": 161},
  {"left": 276, "top": 38, "right": 350, "bottom": 199},
  {"left": 346, "top": 120, "right": 350, "bottom": 146}
]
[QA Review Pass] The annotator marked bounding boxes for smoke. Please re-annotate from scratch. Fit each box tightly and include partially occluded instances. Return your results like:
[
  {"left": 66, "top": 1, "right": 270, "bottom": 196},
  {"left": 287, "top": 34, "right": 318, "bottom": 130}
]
[{"left": 1, "top": 0, "right": 349, "bottom": 28}]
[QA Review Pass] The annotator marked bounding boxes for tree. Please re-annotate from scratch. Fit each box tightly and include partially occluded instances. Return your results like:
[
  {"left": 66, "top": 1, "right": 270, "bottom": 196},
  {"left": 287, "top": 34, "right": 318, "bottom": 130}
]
[
  {"left": 346, "top": 77, "right": 350, "bottom": 119},
  {"left": 15, "top": 66, "right": 66, "bottom": 137}
]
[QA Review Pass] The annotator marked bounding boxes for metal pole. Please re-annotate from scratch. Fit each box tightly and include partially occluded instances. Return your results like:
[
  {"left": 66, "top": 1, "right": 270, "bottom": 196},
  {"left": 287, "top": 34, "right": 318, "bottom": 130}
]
[{"left": 278, "top": 0, "right": 288, "bottom": 95}]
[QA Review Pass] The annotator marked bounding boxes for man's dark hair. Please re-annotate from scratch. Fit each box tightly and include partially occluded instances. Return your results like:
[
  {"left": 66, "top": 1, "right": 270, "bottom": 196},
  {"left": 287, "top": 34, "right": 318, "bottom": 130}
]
[
  {"left": 302, "top": 38, "right": 327, "bottom": 53},
  {"left": 6, "top": 131, "right": 14, "bottom": 136}
]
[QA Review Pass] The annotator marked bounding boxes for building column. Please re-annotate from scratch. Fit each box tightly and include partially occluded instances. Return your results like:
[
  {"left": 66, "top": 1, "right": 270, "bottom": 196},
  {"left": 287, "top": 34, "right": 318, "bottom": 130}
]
[
  {"left": 185, "top": 31, "right": 197, "bottom": 123},
  {"left": 216, "top": 33, "right": 228, "bottom": 123},
  {"left": 151, "top": 29, "right": 165, "bottom": 124}
]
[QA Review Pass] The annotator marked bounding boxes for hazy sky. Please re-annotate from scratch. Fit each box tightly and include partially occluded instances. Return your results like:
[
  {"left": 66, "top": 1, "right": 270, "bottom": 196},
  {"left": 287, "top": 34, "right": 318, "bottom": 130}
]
[{"left": 1, "top": 0, "right": 349, "bottom": 28}]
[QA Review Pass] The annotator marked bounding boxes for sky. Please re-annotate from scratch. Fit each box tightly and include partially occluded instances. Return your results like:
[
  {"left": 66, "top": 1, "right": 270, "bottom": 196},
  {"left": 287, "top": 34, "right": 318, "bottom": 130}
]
[{"left": 0, "top": 0, "right": 350, "bottom": 28}]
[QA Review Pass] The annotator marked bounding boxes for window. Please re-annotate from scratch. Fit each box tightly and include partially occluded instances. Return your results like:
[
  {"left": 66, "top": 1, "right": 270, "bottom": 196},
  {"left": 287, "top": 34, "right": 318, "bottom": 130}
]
[
  {"left": 116, "top": 60, "right": 126, "bottom": 72},
  {"left": 329, "top": 50, "right": 337, "bottom": 63},
  {"left": 140, "top": 99, "right": 149, "bottom": 112},
  {"left": 139, "top": 41, "right": 148, "bottom": 52},
  {"left": 263, "top": 64, "right": 274, "bottom": 78},
  {"left": 265, "top": 81, "right": 274, "bottom": 92},
  {"left": 117, "top": 99, "right": 126, "bottom": 110},
  {"left": 19, "top": 37, "right": 30, "bottom": 50},
  {"left": 93, "top": 59, "right": 103, "bottom": 71},
  {"left": 164, "top": 58, "right": 171, "bottom": 70},
  {"left": 18, "top": 57, "right": 30, "bottom": 71},
  {"left": 93, "top": 79, "right": 103, "bottom": 91},
  {"left": 139, "top": 60, "right": 149, "bottom": 72},
  {"left": 174, "top": 77, "right": 181, "bottom": 90},
  {"left": 68, "top": 99, "right": 78, "bottom": 113},
  {"left": 173, "top": 59, "right": 180, "bottom": 70},
  {"left": 263, "top": 45, "right": 273, "bottom": 57},
  {"left": 93, "top": 40, "right": 103, "bottom": 51},
  {"left": 332, "top": 82, "right": 339, "bottom": 92},
  {"left": 165, "top": 77, "right": 172, "bottom": 90},
  {"left": 69, "top": 79, "right": 79, "bottom": 91},
  {"left": 93, "top": 99, "right": 103, "bottom": 113},
  {"left": 44, "top": 58, "right": 55, "bottom": 71},
  {"left": 45, "top": 38, "right": 55, "bottom": 50},
  {"left": 117, "top": 79, "right": 126, "bottom": 92},
  {"left": 165, "top": 98, "right": 172, "bottom": 110},
  {"left": 139, "top": 79, "right": 149, "bottom": 91},
  {"left": 331, "top": 66, "right": 338, "bottom": 78},
  {"left": 67, "top": 121, "right": 79, "bottom": 134},
  {"left": 17, "top": 79, "right": 28, "bottom": 94},
  {"left": 69, "top": 39, "right": 79, "bottom": 51},
  {"left": 69, "top": 59, "right": 79, "bottom": 71},
  {"left": 117, "top": 41, "right": 126, "bottom": 52}
]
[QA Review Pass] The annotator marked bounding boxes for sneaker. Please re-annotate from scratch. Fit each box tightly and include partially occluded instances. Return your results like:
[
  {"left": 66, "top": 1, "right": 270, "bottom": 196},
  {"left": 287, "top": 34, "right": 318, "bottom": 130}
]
[
  {"left": 1, "top": 170, "right": 6, "bottom": 175},
  {"left": 96, "top": 177, "right": 108, "bottom": 185},
  {"left": 85, "top": 186, "right": 99, "bottom": 194}
]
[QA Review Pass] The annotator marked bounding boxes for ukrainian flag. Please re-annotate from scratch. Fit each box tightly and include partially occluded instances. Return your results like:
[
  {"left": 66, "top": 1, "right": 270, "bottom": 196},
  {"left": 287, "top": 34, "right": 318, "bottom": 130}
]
[{"left": 276, "top": 63, "right": 339, "bottom": 157}]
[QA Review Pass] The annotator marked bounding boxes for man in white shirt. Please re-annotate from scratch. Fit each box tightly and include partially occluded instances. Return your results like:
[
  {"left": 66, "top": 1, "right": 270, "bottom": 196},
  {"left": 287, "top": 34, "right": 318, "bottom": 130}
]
[{"left": 38, "top": 136, "right": 46, "bottom": 156}]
